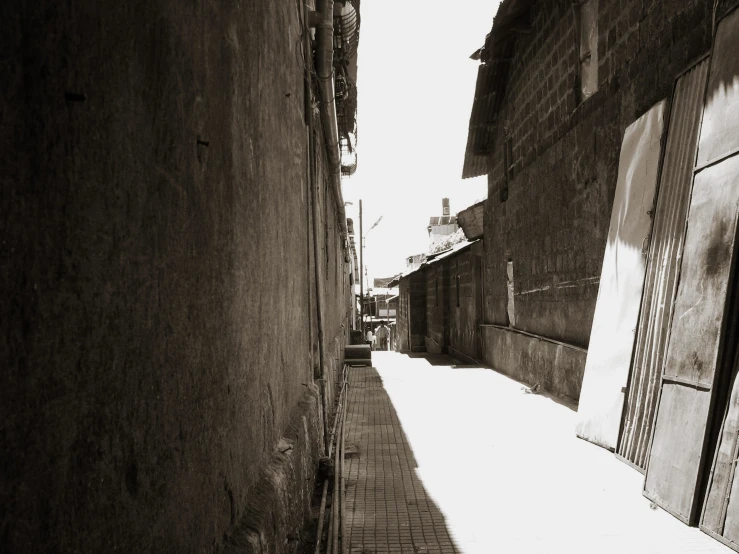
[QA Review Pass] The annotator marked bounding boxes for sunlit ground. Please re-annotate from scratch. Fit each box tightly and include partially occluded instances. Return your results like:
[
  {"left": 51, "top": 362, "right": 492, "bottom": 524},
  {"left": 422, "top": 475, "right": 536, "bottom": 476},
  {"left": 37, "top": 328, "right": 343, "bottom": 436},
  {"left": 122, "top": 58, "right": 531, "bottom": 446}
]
[{"left": 371, "top": 351, "right": 731, "bottom": 554}]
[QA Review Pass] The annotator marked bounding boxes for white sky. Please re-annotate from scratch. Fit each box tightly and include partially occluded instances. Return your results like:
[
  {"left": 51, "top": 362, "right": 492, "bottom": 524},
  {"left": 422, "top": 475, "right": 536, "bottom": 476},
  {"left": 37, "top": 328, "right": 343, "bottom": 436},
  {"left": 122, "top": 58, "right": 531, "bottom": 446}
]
[{"left": 342, "top": 0, "right": 502, "bottom": 284}]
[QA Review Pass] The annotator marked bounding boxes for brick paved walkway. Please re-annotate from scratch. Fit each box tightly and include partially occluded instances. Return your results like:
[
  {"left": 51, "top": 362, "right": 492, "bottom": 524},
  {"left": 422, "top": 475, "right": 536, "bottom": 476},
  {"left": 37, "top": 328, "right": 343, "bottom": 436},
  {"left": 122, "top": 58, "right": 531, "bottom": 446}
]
[
  {"left": 344, "top": 366, "right": 458, "bottom": 553},
  {"left": 341, "top": 352, "right": 732, "bottom": 554}
]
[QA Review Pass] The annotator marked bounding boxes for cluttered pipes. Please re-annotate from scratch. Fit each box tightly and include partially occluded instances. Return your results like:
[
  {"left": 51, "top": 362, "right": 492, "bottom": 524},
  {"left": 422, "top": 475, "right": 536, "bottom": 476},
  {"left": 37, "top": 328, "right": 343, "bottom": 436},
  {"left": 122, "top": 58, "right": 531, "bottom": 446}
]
[{"left": 313, "top": 0, "right": 348, "bottom": 238}]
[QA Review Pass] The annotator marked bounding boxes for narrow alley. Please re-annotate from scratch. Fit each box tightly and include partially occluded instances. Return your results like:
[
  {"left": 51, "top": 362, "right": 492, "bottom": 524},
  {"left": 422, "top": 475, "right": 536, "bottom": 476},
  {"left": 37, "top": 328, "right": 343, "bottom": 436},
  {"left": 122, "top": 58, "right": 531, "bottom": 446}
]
[
  {"left": 5, "top": 1, "right": 739, "bottom": 553},
  {"left": 342, "top": 352, "right": 732, "bottom": 554}
]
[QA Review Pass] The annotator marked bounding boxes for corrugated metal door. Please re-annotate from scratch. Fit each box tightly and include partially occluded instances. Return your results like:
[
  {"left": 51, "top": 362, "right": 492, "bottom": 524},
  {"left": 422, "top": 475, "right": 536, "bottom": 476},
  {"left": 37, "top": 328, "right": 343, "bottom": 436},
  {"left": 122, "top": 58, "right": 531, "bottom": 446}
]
[
  {"left": 645, "top": 8, "right": 739, "bottom": 526},
  {"left": 575, "top": 100, "right": 667, "bottom": 450},
  {"left": 617, "top": 58, "right": 710, "bottom": 471}
]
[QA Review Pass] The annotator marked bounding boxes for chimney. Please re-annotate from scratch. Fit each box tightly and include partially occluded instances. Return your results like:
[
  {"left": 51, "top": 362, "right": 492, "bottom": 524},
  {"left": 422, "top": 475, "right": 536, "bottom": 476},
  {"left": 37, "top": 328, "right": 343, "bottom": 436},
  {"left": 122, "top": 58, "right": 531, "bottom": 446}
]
[{"left": 442, "top": 198, "right": 450, "bottom": 216}]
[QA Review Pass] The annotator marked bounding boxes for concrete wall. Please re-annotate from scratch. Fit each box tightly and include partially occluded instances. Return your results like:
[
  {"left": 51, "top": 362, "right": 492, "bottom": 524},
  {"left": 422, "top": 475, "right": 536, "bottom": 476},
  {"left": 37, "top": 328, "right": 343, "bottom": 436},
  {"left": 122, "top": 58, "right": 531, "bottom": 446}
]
[
  {"left": 1, "top": 2, "right": 350, "bottom": 552},
  {"left": 481, "top": 326, "right": 586, "bottom": 405},
  {"left": 480, "top": 0, "right": 713, "bottom": 400}
]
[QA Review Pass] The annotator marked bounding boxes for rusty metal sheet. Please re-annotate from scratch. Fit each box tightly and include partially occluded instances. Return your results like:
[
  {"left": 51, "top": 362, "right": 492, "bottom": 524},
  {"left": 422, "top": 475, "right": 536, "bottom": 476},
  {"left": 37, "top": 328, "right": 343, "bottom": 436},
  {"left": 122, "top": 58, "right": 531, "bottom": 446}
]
[
  {"left": 645, "top": 153, "right": 739, "bottom": 524},
  {"left": 575, "top": 100, "right": 667, "bottom": 450},
  {"left": 618, "top": 58, "right": 710, "bottom": 470}
]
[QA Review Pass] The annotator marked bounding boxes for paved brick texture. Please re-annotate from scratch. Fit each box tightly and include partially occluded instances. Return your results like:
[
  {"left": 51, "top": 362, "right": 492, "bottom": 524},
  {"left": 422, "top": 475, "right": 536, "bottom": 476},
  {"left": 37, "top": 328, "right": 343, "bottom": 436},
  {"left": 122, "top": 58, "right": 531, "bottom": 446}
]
[
  {"left": 343, "top": 352, "right": 731, "bottom": 554},
  {"left": 345, "top": 365, "right": 458, "bottom": 553}
]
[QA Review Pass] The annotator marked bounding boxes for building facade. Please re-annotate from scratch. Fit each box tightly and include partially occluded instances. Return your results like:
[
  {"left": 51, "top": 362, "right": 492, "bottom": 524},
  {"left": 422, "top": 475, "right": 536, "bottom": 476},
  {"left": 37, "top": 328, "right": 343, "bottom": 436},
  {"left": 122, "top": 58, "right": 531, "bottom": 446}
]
[
  {"left": 462, "top": 0, "right": 739, "bottom": 550},
  {"left": 397, "top": 239, "right": 484, "bottom": 362},
  {"left": 463, "top": 0, "right": 717, "bottom": 404},
  {"left": 428, "top": 198, "right": 460, "bottom": 248},
  {"left": 1, "top": 1, "right": 360, "bottom": 552}
]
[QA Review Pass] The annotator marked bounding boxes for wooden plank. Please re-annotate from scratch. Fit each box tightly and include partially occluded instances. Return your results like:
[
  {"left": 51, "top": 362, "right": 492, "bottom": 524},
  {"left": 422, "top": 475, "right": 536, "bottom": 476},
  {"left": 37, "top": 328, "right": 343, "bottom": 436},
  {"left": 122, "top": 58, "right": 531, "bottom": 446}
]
[
  {"left": 695, "top": 7, "right": 739, "bottom": 170},
  {"left": 645, "top": 153, "right": 739, "bottom": 524},
  {"left": 646, "top": 383, "right": 714, "bottom": 523},
  {"left": 723, "top": 439, "right": 739, "bottom": 544},
  {"left": 703, "top": 406, "right": 739, "bottom": 543},
  {"left": 575, "top": 100, "right": 667, "bottom": 450},
  {"left": 697, "top": 9, "right": 739, "bottom": 548},
  {"left": 618, "top": 58, "right": 710, "bottom": 469}
]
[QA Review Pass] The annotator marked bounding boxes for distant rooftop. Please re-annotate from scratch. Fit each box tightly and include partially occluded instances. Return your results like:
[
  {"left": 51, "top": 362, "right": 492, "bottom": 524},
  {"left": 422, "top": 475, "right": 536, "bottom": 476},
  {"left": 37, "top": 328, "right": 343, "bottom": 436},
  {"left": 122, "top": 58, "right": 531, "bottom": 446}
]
[{"left": 428, "top": 216, "right": 457, "bottom": 226}]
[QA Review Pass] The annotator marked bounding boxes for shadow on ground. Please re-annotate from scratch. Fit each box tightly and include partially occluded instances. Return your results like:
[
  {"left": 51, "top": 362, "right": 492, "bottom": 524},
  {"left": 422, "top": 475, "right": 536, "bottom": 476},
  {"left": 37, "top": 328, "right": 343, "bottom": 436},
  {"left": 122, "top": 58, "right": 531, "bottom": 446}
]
[
  {"left": 342, "top": 365, "right": 460, "bottom": 553},
  {"left": 403, "top": 352, "right": 471, "bottom": 367}
]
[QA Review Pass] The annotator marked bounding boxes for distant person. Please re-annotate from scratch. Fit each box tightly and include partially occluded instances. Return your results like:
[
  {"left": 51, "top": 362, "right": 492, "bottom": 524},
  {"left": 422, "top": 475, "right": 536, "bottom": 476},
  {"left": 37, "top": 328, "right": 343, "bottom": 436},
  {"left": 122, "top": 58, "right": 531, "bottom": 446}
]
[
  {"left": 376, "top": 322, "right": 389, "bottom": 351},
  {"left": 365, "top": 327, "right": 375, "bottom": 350}
]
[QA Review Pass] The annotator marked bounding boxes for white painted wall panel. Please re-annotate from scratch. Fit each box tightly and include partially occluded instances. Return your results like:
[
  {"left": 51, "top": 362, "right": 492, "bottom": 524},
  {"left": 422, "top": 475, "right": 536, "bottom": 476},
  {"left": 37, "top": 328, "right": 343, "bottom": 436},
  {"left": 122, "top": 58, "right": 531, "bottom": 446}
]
[{"left": 575, "top": 100, "right": 667, "bottom": 450}]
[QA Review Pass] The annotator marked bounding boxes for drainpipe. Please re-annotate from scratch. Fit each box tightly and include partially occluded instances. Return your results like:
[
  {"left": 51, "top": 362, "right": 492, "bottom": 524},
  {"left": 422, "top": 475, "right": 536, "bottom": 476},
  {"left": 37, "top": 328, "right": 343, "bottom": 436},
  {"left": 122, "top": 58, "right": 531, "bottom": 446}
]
[
  {"left": 314, "top": 0, "right": 348, "bottom": 238},
  {"left": 359, "top": 199, "right": 363, "bottom": 328},
  {"left": 304, "top": 1, "right": 329, "bottom": 449}
]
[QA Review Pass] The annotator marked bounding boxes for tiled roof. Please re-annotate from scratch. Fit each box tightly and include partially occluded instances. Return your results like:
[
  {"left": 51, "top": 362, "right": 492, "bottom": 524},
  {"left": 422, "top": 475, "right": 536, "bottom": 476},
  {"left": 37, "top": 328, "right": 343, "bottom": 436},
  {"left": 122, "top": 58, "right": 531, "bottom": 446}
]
[
  {"left": 399, "top": 240, "right": 481, "bottom": 282},
  {"left": 428, "top": 216, "right": 457, "bottom": 226}
]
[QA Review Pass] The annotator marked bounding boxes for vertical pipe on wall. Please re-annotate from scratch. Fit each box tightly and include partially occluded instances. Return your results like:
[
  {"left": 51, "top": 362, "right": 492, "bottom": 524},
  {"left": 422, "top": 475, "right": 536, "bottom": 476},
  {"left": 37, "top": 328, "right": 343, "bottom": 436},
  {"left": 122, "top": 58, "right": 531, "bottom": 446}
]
[
  {"left": 339, "top": 375, "right": 349, "bottom": 554},
  {"left": 315, "top": 0, "right": 348, "bottom": 238},
  {"left": 310, "top": 109, "right": 329, "bottom": 453},
  {"left": 302, "top": 0, "right": 330, "bottom": 453}
]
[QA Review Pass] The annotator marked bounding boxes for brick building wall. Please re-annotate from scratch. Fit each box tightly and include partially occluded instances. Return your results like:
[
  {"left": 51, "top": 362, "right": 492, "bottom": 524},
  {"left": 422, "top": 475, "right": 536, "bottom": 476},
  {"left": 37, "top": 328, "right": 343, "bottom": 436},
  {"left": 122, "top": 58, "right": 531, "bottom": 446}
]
[
  {"left": 0, "top": 2, "right": 351, "bottom": 552},
  {"left": 478, "top": 0, "right": 714, "bottom": 399}
]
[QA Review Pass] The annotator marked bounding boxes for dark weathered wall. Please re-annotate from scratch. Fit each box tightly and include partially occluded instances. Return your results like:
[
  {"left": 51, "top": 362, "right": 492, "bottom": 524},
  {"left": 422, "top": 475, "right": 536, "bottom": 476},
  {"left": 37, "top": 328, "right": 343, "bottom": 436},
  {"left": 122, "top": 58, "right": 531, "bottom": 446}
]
[
  {"left": 397, "top": 279, "right": 412, "bottom": 351},
  {"left": 397, "top": 273, "right": 427, "bottom": 352},
  {"left": 447, "top": 243, "right": 483, "bottom": 361},
  {"left": 1, "top": 2, "right": 350, "bottom": 552},
  {"left": 425, "top": 264, "right": 449, "bottom": 354},
  {"left": 399, "top": 244, "right": 485, "bottom": 360},
  {"left": 481, "top": 0, "right": 713, "bottom": 399},
  {"left": 312, "top": 119, "right": 353, "bottom": 419}
]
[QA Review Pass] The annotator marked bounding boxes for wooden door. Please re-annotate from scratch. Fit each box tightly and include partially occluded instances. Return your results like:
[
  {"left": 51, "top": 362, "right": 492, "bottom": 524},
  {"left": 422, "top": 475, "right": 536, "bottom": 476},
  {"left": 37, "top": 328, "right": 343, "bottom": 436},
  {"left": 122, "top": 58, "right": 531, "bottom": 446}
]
[
  {"left": 645, "top": 8, "right": 739, "bottom": 526},
  {"left": 575, "top": 100, "right": 667, "bottom": 450},
  {"left": 645, "top": 156, "right": 739, "bottom": 523}
]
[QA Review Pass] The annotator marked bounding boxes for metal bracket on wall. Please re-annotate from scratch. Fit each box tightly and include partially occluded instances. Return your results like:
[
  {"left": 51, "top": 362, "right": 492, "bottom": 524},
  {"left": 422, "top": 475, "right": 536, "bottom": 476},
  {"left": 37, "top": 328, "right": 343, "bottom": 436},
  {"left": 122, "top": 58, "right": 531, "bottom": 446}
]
[{"left": 306, "top": 6, "right": 320, "bottom": 28}]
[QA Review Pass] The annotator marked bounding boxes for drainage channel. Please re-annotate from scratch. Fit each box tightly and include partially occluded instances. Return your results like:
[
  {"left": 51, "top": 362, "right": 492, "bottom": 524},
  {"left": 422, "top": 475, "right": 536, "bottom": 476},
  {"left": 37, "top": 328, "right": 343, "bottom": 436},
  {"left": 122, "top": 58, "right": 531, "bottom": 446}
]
[{"left": 312, "top": 364, "right": 350, "bottom": 554}]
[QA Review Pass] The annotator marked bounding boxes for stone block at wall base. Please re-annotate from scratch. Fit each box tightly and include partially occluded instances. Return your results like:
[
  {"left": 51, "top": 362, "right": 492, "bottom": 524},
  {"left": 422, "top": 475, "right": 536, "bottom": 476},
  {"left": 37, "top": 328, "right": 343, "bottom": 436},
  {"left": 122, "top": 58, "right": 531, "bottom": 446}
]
[
  {"left": 410, "top": 334, "right": 427, "bottom": 352},
  {"left": 481, "top": 325, "right": 586, "bottom": 406},
  {"left": 221, "top": 384, "right": 324, "bottom": 554},
  {"left": 447, "top": 346, "right": 479, "bottom": 365},
  {"left": 424, "top": 337, "right": 444, "bottom": 355}
]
